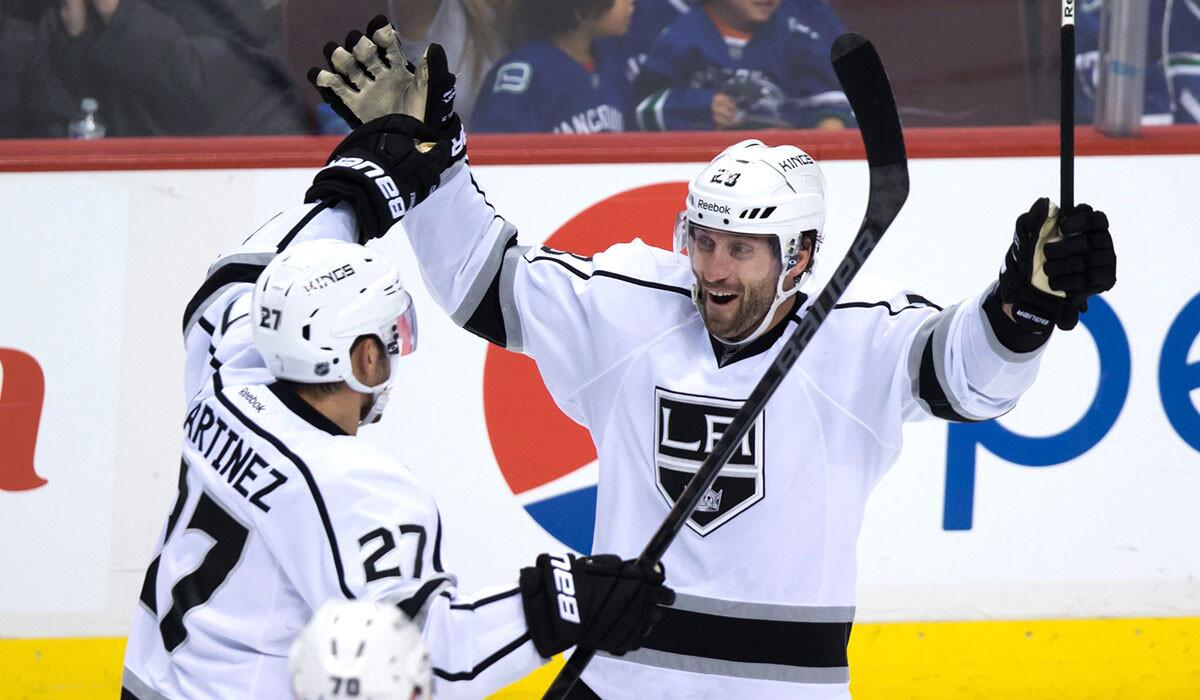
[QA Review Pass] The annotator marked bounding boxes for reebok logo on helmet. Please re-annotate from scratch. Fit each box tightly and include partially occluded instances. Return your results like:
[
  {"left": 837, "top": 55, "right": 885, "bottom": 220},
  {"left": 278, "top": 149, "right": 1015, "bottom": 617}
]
[{"left": 695, "top": 198, "right": 731, "bottom": 215}]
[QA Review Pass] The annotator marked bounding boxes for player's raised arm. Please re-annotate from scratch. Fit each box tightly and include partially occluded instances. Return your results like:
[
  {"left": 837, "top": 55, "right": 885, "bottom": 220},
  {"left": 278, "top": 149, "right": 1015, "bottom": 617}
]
[{"left": 884, "top": 196, "right": 1116, "bottom": 425}]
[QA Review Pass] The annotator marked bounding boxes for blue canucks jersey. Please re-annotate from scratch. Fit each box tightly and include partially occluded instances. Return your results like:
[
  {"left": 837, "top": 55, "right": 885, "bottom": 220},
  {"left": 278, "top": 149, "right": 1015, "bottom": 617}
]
[
  {"left": 634, "top": 0, "right": 852, "bottom": 130},
  {"left": 1076, "top": 0, "right": 1200, "bottom": 125},
  {"left": 471, "top": 40, "right": 629, "bottom": 134}
]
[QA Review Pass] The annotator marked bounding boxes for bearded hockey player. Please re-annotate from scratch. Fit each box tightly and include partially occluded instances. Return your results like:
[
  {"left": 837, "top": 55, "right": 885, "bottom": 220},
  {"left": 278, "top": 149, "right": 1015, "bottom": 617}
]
[
  {"left": 122, "top": 133, "right": 672, "bottom": 697},
  {"left": 308, "top": 19, "right": 1117, "bottom": 699}
]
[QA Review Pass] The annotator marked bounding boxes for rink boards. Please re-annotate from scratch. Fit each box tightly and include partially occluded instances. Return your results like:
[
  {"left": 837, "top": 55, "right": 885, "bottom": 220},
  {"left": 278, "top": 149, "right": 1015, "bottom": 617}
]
[{"left": 0, "top": 129, "right": 1198, "bottom": 697}]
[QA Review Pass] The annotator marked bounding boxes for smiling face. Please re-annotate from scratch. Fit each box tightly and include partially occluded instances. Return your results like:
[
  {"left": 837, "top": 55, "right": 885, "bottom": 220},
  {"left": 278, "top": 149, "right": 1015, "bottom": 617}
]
[{"left": 689, "top": 225, "right": 807, "bottom": 341}]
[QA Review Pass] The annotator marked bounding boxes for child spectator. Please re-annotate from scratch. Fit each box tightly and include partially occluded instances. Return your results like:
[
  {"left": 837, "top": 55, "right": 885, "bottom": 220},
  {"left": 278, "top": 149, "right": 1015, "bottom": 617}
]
[
  {"left": 634, "top": 0, "right": 853, "bottom": 131},
  {"left": 472, "top": 0, "right": 634, "bottom": 133},
  {"left": 616, "top": 0, "right": 693, "bottom": 81}
]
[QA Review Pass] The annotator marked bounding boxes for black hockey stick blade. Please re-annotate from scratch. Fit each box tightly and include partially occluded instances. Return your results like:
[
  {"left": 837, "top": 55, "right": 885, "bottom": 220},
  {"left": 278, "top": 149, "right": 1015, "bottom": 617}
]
[{"left": 542, "top": 34, "right": 908, "bottom": 700}]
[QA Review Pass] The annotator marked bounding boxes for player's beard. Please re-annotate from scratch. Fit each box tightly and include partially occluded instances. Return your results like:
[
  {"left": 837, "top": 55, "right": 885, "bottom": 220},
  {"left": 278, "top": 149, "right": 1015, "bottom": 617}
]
[{"left": 696, "top": 275, "right": 777, "bottom": 342}]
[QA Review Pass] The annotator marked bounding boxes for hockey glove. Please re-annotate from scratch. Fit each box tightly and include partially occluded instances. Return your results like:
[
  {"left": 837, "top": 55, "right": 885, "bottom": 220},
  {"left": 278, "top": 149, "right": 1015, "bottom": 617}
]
[
  {"left": 305, "top": 114, "right": 449, "bottom": 242},
  {"left": 519, "top": 553, "right": 675, "bottom": 658},
  {"left": 308, "top": 16, "right": 466, "bottom": 166},
  {"left": 998, "top": 197, "right": 1116, "bottom": 332}
]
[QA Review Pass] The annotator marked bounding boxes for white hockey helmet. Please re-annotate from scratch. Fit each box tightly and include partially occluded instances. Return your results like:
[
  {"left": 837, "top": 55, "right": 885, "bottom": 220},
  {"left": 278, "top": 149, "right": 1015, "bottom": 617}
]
[
  {"left": 290, "top": 600, "right": 433, "bottom": 700},
  {"left": 251, "top": 240, "right": 417, "bottom": 425},
  {"left": 675, "top": 139, "right": 827, "bottom": 344}
]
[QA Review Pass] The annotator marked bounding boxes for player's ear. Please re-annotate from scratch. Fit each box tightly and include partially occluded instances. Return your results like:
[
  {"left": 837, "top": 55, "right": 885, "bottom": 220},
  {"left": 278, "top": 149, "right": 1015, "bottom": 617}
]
[{"left": 349, "top": 335, "right": 383, "bottom": 384}]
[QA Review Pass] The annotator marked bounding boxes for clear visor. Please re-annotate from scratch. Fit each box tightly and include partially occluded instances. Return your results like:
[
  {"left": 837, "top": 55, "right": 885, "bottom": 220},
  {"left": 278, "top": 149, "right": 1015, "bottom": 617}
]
[{"left": 385, "top": 292, "right": 418, "bottom": 358}]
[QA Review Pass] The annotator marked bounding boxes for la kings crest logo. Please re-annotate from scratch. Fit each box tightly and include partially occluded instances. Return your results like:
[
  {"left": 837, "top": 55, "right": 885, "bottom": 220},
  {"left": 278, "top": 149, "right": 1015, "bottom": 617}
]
[{"left": 654, "top": 387, "right": 764, "bottom": 536}]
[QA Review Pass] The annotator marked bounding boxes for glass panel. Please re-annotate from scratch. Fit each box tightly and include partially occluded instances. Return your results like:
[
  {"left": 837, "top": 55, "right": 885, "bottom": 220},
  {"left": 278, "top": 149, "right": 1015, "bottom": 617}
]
[{"left": 0, "top": 0, "right": 1194, "bottom": 139}]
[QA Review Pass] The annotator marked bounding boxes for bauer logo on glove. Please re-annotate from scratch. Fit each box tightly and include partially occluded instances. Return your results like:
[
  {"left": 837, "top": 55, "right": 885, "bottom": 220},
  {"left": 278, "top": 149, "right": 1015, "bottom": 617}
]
[{"left": 998, "top": 197, "right": 1117, "bottom": 332}]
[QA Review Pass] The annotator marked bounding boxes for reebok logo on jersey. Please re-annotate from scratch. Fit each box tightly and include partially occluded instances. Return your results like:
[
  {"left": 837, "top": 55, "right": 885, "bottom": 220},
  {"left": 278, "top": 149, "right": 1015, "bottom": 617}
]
[
  {"left": 549, "top": 553, "right": 581, "bottom": 624},
  {"left": 237, "top": 388, "right": 266, "bottom": 413},
  {"left": 695, "top": 199, "right": 731, "bottom": 215},
  {"left": 654, "top": 387, "right": 765, "bottom": 536}
]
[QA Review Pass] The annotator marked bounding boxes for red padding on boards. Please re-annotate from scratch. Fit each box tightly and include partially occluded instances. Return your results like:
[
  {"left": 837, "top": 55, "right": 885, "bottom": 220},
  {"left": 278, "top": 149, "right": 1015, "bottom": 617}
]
[{"left": 0, "top": 125, "right": 1198, "bottom": 172}]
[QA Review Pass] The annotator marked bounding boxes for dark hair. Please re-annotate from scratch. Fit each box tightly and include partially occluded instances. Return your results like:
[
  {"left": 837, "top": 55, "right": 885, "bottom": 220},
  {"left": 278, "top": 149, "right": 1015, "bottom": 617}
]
[{"left": 501, "top": 0, "right": 616, "bottom": 46}]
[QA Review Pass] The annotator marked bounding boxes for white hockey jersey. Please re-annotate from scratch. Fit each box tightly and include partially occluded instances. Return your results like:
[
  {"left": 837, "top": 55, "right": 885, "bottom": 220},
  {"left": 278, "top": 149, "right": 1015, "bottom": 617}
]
[
  {"left": 123, "top": 203, "right": 542, "bottom": 700},
  {"left": 399, "top": 163, "right": 1047, "bottom": 699}
]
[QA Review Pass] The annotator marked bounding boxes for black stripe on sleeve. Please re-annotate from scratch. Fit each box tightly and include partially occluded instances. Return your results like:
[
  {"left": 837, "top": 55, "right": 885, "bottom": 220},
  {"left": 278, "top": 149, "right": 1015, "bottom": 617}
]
[
  {"left": 524, "top": 255, "right": 691, "bottom": 298},
  {"left": 917, "top": 336, "right": 980, "bottom": 423},
  {"left": 274, "top": 201, "right": 331, "bottom": 252},
  {"left": 398, "top": 576, "right": 454, "bottom": 619},
  {"left": 197, "top": 316, "right": 215, "bottom": 335},
  {"left": 214, "top": 391, "right": 357, "bottom": 599},
  {"left": 905, "top": 293, "right": 943, "bottom": 311},
  {"left": 833, "top": 299, "right": 933, "bottom": 316},
  {"left": 462, "top": 236, "right": 519, "bottom": 347},
  {"left": 181, "top": 263, "right": 265, "bottom": 336},
  {"left": 448, "top": 587, "right": 521, "bottom": 611},
  {"left": 432, "top": 632, "right": 532, "bottom": 682},
  {"left": 432, "top": 512, "right": 444, "bottom": 573}
]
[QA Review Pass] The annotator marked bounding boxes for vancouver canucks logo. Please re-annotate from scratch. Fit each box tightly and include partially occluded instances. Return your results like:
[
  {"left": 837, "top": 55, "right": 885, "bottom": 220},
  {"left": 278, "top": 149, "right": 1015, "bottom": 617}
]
[{"left": 654, "top": 387, "right": 765, "bottom": 536}]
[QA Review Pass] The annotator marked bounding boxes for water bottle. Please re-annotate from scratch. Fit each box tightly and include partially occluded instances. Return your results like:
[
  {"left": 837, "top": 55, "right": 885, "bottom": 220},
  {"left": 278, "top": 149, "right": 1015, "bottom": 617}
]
[
  {"left": 67, "top": 97, "right": 107, "bottom": 139},
  {"left": 1095, "top": 0, "right": 1151, "bottom": 136}
]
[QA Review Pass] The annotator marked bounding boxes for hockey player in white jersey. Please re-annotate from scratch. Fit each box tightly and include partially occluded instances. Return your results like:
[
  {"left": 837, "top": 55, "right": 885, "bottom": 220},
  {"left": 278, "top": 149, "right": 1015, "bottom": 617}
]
[
  {"left": 306, "top": 20, "right": 1117, "bottom": 699},
  {"left": 122, "top": 119, "right": 673, "bottom": 698},
  {"left": 290, "top": 599, "right": 433, "bottom": 700}
]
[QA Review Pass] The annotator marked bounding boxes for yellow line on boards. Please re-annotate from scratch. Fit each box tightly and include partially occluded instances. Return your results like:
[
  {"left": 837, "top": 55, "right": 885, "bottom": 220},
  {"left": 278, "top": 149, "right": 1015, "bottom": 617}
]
[{"left": 2, "top": 618, "right": 1197, "bottom": 699}]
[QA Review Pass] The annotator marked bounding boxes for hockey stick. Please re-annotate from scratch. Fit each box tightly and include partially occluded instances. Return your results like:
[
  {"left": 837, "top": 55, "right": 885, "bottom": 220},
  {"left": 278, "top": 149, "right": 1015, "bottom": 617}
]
[
  {"left": 542, "top": 33, "right": 908, "bottom": 699},
  {"left": 1061, "top": 0, "right": 1076, "bottom": 211}
]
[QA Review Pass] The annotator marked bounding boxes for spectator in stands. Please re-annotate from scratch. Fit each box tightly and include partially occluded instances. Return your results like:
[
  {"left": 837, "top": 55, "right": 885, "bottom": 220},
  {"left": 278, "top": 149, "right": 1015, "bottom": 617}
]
[
  {"left": 614, "top": 0, "right": 694, "bottom": 82},
  {"left": 1076, "top": 0, "right": 1200, "bottom": 126},
  {"left": 0, "top": 4, "right": 74, "bottom": 137},
  {"left": 633, "top": 0, "right": 853, "bottom": 131},
  {"left": 42, "top": 0, "right": 308, "bottom": 136},
  {"left": 396, "top": 0, "right": 503, "bottom": 130},
  {"left": 471, "top": 0, "right": 635, "bottom": 133}
]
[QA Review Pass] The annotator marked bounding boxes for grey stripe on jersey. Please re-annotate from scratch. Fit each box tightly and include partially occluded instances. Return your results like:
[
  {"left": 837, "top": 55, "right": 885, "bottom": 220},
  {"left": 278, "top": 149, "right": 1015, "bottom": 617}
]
[
  {"left": 122, "top": 667, "right": 170, "bottom": 700},
  {"left": 908, "top": 303, "right": 990, "bottom": 422},
  {"left": 449, "top": 221, "right": 520, "bottom": 330},
  {"left": 599, "top": 648, "right": 850, "bottom": 684},
  {"left": 668, "top": 593, "right": 855, "bottom": 623},
  {"left": 497, "top": 242, "right": 531, "bottom": 351}
]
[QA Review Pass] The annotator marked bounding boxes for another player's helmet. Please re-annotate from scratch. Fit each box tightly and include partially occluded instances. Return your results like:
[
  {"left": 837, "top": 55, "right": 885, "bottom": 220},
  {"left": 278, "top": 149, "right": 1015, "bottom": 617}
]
[
  {"left": 290, "top": 600, "right": 433, "bottom": 700},
  {"left": 675, "top": 139, "right": 827, "bottom": 345},
  {"left": 252, "top": 240, "right": 417, "bottom": 425}
]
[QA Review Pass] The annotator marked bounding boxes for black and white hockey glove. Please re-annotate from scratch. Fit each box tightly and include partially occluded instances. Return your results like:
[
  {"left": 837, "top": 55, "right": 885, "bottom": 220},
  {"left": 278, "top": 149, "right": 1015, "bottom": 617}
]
[
  {"left": 305, "top": 114, "right": 449, "bottom": 242},
  {"left": 519, "top": 553, "right": 674, "bottom": 658},
  {"left": 998, "top": 197, "right": 1116, "bottom": 332},
  {"left": 308, "top": 16, "right": 466, "bottom": 166}
]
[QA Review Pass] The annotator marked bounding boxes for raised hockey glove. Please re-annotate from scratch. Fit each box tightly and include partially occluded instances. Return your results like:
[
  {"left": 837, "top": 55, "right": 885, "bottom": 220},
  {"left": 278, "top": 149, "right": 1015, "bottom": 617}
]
[
  {"left": 305, "top": 114, "right": 449, "bottom": 242},
  {"left": 308, "top": 16, "right": 466, "bottom": 166},
  {"left": 519, "top": 553, "right": 675, "bottom": 658},
  {"left": 998, "top": 198, "right": 1116, "bottom": 332}
]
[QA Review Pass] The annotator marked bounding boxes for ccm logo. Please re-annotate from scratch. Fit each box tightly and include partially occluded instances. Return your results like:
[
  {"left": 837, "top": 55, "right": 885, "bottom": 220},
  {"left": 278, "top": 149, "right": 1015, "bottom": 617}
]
[
  {"left": 549, "top": 553, "right": 581, "bottom": 624},
  {"left": 327, "top": 157, "right": 410, "bottom": 219}
]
